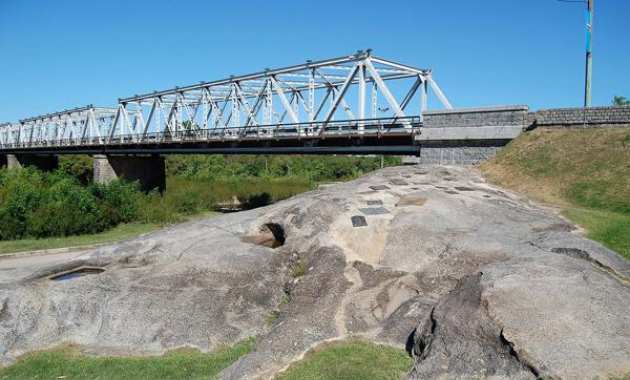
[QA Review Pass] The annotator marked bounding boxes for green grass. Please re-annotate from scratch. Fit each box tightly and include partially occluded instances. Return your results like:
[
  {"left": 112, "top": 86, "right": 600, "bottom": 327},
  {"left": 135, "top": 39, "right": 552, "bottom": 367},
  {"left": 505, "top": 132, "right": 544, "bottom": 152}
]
[
  {"left": 481, "top": 128, "right": 630, "bottom": 259},
  {"left": 274, "top": 339, "right": 413, "bottom": 380},
  {"left": 564, "top": 208, "right": 630, "bottom": 259},
  {"left": 0, "top": 211, "right": 218, "bottom": 256},
  {"left": 0, "top": 222, "right": 160, "bottom": 255},
  {"left": 266, "top": 311, "right": 281, "bottom": 327},
  {"left": 290, "top": 261, "right": 308, "bottom": 278},
  {"left": 0, "top": 339, "right": 255, "bottom": 380}
]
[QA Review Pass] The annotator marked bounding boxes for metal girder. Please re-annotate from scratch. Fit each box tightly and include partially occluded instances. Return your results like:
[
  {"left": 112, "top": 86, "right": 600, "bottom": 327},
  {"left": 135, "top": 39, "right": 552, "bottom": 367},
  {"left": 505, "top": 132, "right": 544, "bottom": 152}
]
[{"left": 0, "top": 51, "right": 453, "bottom": 150}]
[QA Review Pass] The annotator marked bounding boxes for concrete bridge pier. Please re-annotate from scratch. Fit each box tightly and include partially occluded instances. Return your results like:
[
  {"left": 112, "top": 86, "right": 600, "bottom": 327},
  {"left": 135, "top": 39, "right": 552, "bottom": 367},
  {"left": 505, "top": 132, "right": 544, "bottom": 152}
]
[
  {"left": 5, "top": 154, "right": 59, "bottom": 171},
  {"left": 93, "top": 154, "right": 166, "bottom": 193}
]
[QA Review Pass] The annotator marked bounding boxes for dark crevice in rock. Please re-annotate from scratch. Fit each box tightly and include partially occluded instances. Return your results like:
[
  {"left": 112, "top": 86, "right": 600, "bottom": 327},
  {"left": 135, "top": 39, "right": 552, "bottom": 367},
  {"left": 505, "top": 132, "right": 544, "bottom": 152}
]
[
  {"left": 413, "top": 306, "right": 438, "bottom": 359},
  {"left": 551, "top": 247, "right": 590, "bottom": 260},
  {"left": 405, "top": 327, "right": 417, "bottom": 356},
  {"left": 530, "top": 241, "right": 629, "bottom": 284},
  {"left": 408, "top": 273, "right": 541, "bottom": 380},
  {"left": 499, "top": 329, "right": 541, "bottom": 378},
  {"left": 0, "top": 299, "right": 11, "bottom": 321}
]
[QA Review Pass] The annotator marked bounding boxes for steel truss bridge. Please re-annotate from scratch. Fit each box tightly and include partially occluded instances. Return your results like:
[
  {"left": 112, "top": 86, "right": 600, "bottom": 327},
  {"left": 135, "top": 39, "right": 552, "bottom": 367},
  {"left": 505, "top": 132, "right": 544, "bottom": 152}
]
[{"left": 0, "top": 51, "right": 452, "bottom": 155}]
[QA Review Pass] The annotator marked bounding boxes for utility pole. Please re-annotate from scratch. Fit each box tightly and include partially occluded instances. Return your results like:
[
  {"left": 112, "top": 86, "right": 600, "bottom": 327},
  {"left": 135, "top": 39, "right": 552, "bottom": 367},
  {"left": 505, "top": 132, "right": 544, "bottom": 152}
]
[{"left": 584, "top": 0, "right": 593, "bottom": 107}]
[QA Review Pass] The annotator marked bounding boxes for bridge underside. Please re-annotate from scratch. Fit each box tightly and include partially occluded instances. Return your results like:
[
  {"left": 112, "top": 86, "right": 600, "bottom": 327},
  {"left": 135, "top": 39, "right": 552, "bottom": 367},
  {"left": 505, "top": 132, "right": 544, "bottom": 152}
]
[
  {"left": 1, "top": 140, "right": 420, "bottom": 156},
  {"left": 0, "top": 126, "right": 419, "bottom": 155}
]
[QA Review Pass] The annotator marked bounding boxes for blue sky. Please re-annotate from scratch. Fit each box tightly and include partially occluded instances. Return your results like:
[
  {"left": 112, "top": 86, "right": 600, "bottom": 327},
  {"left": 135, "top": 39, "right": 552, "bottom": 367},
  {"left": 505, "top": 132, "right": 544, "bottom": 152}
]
[{"left": 1, "top": 0, "right": 628, "bottom": 122}]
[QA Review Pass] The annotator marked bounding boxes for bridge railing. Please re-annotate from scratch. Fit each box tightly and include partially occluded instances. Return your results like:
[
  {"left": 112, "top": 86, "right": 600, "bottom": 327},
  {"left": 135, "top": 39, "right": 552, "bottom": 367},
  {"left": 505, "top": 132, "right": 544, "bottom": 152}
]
[{"left": 0, "top": 116, "right": 421, "bottom": 151}]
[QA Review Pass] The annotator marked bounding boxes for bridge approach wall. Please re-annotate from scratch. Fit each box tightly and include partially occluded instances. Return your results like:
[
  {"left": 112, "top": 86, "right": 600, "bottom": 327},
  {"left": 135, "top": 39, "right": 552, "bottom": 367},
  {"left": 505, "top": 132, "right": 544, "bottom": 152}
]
[{"left": 405, "top": 105, "right": 630, "bottom": 165}]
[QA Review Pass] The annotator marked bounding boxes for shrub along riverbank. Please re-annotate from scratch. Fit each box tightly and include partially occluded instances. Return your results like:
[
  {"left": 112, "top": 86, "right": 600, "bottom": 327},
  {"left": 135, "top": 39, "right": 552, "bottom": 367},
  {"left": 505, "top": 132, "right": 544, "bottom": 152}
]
[{"left": 0, "top": 154, "right": 400, "bottom": 246}]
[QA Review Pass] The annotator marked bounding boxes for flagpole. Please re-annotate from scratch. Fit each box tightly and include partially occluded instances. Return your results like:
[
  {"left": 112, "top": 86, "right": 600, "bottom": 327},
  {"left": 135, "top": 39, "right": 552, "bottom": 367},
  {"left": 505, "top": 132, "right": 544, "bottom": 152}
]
[{"left": 584, "top": 0, "right": 593, "bottom": 107}]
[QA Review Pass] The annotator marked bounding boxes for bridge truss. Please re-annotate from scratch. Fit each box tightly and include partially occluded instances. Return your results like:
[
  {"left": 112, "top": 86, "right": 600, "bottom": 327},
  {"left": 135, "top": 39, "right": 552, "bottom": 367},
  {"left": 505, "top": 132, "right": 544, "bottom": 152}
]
[{"left": 0, "top": 51, "right": 452, "bottom": 154}]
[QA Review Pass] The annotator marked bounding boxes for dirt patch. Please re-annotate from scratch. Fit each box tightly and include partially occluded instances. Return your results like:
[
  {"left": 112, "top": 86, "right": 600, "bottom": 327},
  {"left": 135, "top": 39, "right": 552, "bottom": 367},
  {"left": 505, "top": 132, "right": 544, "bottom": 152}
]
[{"left": 396, "top": 193, "right": 427, "bottom": 207}]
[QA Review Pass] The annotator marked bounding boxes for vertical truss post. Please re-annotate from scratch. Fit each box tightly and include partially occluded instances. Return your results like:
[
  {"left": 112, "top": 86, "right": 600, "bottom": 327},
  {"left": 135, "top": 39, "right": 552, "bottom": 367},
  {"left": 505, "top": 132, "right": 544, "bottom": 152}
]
[
  {"left": 292, "top": 92, "right": 299, "bottom": 119},
  {"left": 309, "top": 69, "right": 315, "bottom": 122},
  {"left": 121, "top": 105, "right": 134, "bottom": 142},
  {"left": 202, "top": 90, "right": 210, "bottom": 130},
  {"left": 420, "top": 76, "right": 428, "bottom": 120},
  {"left": 358, "top": 63, "right": 366, "bottom": 134},
  {"left": 264, "top": 81, "right": 273, "bottom": 125},
  {"left": 371, "top": 82, "right": 378, "bottom": 118},
  {"left": 230, "top": 85, "right": 239, "bottom": 137}
]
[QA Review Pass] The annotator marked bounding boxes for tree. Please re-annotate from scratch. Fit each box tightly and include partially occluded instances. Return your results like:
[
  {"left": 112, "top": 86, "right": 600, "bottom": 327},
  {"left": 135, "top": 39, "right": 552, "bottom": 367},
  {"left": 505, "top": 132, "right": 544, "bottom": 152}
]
[{"left": 612, "top": 96, "right": 630, "bottom": 106}]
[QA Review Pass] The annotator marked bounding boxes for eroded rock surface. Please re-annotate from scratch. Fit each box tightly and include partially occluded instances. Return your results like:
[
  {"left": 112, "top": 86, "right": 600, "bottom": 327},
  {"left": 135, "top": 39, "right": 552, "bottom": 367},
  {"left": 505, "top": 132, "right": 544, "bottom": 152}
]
[{"left": 0, "top": 165, "right": 628, "bottom": 380}]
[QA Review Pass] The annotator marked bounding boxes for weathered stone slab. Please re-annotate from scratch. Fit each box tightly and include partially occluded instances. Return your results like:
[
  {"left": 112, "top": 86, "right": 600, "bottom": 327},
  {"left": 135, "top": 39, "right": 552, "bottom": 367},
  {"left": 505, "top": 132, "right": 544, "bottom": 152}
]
[
  {"left": 366, "top": 200, "right": 383, "bottom": 205},
  {"left": 390, "top": 178, "right": 409, "bottom": 186},
  {"left": 351, "top": 215, "right": 368, "bottom": 227},
  {"left": 359, "top": 207, "right": 390, "bottom": 215},
  {"left": 369, "top": 185, "right": 390, "bottom": 191}
]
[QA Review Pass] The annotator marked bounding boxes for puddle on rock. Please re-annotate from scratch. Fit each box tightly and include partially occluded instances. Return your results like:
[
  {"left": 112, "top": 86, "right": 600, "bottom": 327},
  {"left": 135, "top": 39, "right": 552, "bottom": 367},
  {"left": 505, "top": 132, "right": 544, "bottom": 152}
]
[{"left": 49, "top": 267, "right": 105, "bottom": 282}]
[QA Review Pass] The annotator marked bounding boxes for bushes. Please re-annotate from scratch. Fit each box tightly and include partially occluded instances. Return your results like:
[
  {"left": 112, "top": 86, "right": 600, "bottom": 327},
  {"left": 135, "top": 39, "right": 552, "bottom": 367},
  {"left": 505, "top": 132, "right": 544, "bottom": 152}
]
[
  {"left": 0, "top": 168, "right": 142, "bottom": 240},
  {"left": 0, "top": 154, "right": 400, "bottom": 241},
  {"left": 166, "top": 155, "right": 402, "bottom": 182}
]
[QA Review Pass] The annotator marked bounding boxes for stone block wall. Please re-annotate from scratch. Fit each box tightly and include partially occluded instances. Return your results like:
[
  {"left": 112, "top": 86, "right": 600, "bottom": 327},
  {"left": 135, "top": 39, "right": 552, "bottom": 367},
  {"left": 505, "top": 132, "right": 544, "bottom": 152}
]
[
  {"left": 423, "top": 105, "right": 529, "bottom": 128},
  {"left": 406, "top": 105, "right": 630, "bottom": 165},
  {"left": 417, "top": 141, "right": 509, "bottom": 165},
  {"left": 533, "top": 106, "right": 630, "bottom": 128},
  {"left": 406, "top": 106, "right": 529, "bottom": 165}
]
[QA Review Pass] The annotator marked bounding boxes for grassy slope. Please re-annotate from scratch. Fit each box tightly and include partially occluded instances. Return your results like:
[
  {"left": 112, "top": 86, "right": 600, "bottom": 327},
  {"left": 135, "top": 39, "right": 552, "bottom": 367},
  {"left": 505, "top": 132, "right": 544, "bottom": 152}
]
[
  {"left": 275, "top": 340, "right": 413, "bottom": 380},
  {"left": 0, "top": 339, "right": 255, "bottom": 380},
  {"left": 0, "top": 211, "right": 217, "bottom": 255},
  {"left": 0, "top": 223, "right": 159, "bottom": 255},
  {"left": 480, "top": 128, "right": 630, "bottom": 259}
]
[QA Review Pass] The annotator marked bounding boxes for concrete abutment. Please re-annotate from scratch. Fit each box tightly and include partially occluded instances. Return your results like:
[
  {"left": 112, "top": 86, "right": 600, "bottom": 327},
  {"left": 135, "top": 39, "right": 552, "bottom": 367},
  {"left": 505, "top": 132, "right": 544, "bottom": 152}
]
[{"left": 93, "top": 154, "right": 166, "bottom": 193}]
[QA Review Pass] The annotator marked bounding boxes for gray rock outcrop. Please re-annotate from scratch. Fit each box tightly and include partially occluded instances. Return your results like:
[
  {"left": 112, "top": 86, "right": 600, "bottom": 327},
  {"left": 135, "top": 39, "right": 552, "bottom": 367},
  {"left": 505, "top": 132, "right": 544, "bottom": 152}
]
[{"left": 0, "top": 165, "right": 628, "bottom": 380}]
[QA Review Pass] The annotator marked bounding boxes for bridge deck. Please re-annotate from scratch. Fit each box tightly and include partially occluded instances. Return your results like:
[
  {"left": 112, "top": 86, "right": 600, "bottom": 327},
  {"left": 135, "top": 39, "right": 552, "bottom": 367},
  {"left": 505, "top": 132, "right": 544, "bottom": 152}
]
[{"left": 0, "top": 117, "right": 421, "bottom": 155}]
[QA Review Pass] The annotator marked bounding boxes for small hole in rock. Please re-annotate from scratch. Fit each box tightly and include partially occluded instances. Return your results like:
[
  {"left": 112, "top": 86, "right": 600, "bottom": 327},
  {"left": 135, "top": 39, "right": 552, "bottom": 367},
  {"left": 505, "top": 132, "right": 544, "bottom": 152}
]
[
  {"left": 48, "top": 266, "right": 105, "bottom": 282},
  {"left": 265, "top": 223, "right": 286, "bottom": 247},
  {"left": 242, "top": 223, "right": 286, "bottom": 249}
]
